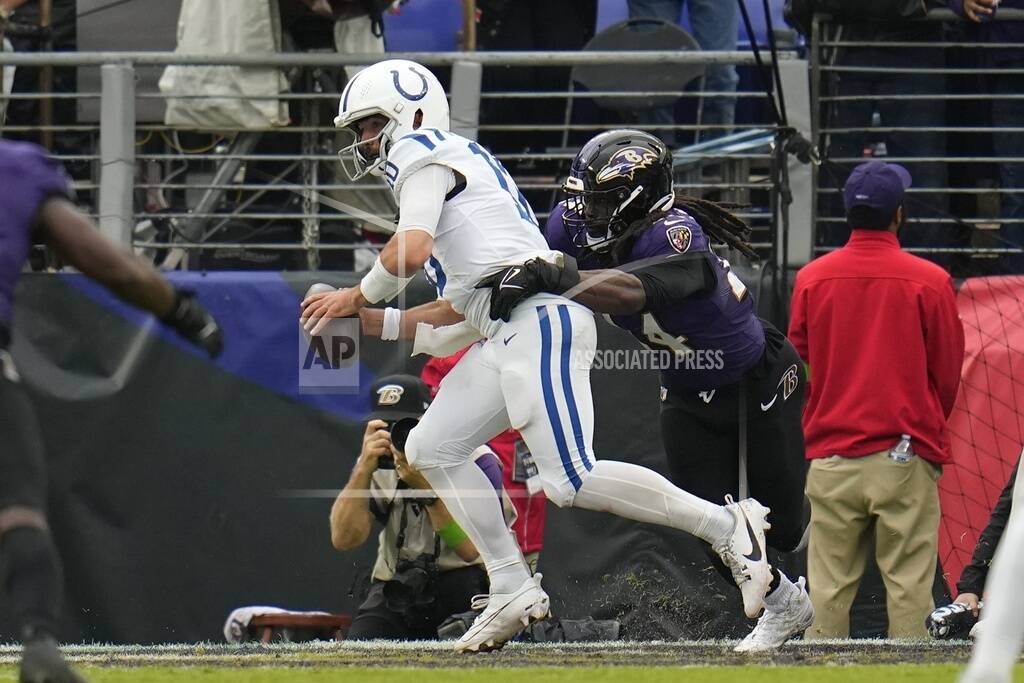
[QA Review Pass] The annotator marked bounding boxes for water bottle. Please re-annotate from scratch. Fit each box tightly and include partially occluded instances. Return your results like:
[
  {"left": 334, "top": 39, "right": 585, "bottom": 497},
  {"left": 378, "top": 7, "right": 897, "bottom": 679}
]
[{"left": 889, "top": 434, "right": 914, "bottom": 463}]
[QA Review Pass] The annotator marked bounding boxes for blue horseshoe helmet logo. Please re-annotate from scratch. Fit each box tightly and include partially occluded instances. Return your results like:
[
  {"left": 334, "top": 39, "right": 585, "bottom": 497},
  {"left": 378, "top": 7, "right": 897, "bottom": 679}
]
[{"left": 391, "top": 67, "right": 429, "bottom": 101}]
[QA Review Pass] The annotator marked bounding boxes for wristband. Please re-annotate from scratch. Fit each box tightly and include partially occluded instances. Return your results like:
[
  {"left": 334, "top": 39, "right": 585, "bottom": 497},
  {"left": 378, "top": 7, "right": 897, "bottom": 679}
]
[
  {"left": 359, "top": 257, "right": 413, "bottom": 304},
  {"left": 437, "top": 520, "right": 469, "bottom": 548},
  {"left": 381, "top": 307, "right": 402, "bottom": 341}
]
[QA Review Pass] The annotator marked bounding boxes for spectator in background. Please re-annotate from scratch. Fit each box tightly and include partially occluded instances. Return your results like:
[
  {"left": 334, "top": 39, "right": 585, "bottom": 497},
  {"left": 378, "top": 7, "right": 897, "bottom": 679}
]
[
  {"left": 626, "top": 0, "right": 739, "bottom": 144},
  {"left": 788, "top": 161, "right": 965, "bottom": 639},
  {"left": 421, "top": 346, "right": 548, "bottom": 570},
  {"left": 329, "top": 374, "right": 517, "bottom": 640},
  {"left": 813, "top": 3, "right": 953, "bottom": 263},
  {"left": 476, "top": 1, "right": 597, "bottom": 159},
  {"left": 949, "top": 0, "right": 1024, "bottom": 274}
]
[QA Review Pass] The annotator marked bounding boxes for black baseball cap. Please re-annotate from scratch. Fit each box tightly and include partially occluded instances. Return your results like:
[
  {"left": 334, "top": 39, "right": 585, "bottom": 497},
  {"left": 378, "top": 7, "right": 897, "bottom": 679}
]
[
  {"left": 369, "top": 374, "right": 431, "bottom": 421},
  {"left": 843, "top": 161, "right": 912, "bottom": 215}
]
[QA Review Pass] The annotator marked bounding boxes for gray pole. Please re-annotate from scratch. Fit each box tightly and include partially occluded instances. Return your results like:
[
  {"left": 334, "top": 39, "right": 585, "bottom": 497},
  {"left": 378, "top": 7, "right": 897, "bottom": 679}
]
[
  {"left": 450, "top": 60, "right": 482, "bottom": 141},
  {"left": 98, "top": 63, "right": 135, "bottom": 247}
]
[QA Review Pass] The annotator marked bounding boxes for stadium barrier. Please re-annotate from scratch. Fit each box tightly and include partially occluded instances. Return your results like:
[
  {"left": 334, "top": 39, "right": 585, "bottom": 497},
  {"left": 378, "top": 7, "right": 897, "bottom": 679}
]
[{"left": 0, "top": 49, "right": 788, "bottom": 269}]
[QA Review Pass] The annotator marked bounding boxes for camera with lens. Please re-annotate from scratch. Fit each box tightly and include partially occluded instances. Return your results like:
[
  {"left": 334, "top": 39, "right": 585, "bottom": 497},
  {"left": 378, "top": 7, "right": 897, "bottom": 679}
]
[
  {"left": 382, "top": 553, "right": 439, "bottom": 613},
  {"left": 377, "top": 417, "right": 420, "bottom": 470}
]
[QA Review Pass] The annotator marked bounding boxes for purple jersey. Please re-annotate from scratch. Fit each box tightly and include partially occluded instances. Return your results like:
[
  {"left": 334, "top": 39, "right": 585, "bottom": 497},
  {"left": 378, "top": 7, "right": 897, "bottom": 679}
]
[
  {"left": 545, "top": 203, "right": 766, "bottom": 391},
  {"left": 0, "top": 140, "right": 71, "bottom": 333}
]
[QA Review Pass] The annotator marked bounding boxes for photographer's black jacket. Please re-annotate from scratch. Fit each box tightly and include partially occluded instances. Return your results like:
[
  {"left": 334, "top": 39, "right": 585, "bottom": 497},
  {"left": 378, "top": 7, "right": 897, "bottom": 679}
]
[{"left": 956, "top": 459, "right": 1019, "bottom": 596}]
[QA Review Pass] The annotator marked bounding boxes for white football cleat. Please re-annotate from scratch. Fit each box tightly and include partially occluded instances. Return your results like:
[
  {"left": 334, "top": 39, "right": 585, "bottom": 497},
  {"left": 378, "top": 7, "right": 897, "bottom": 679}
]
[
  {"left": 734, "top": 576, "right": 814, "bottom": 652},
  {"left": 713, "top": 496, "right": 772, "bottom": 619},
  {"left": 455, "top": 573, "right": 550, "bottom": 653}
]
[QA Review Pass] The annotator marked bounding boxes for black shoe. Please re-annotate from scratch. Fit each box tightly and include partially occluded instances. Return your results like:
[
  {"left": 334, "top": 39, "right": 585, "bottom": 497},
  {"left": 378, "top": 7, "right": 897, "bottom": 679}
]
[{"left": 19, "top": 636, "right": 87, "bottom": 683}]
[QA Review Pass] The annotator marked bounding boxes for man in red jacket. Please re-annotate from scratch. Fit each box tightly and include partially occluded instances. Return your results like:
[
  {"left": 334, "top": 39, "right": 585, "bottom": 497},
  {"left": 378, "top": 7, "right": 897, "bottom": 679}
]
[{"left": 788, "top": 161, "right": 965, "bottom": 639}]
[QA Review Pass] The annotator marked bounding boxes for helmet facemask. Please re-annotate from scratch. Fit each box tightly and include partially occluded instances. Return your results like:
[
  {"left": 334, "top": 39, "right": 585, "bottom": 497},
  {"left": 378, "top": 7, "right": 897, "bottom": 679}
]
[
  {"left": 563, "top": 176, "right": 648, "bottom": 252},
  {"left": 336, "top": 112, "right": 398, "bottom": 181}
]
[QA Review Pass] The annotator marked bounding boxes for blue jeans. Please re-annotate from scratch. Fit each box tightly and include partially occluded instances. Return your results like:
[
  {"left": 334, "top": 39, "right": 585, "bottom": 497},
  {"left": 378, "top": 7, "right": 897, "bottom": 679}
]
[{"left": 627, "top": 0, "right": 740, "bottom": 143}]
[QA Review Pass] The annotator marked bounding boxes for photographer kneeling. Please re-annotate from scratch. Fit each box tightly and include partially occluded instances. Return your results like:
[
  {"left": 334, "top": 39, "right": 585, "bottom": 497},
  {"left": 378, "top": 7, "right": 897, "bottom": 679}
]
[{"left": 330, "top": 375, "right": 514, "bottom": 640}]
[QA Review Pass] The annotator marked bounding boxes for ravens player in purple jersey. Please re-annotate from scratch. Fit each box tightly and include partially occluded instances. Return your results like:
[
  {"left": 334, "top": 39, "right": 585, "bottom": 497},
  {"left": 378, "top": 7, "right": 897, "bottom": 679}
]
[
  {"left": 481, "top": 130, "right": 813, "bottom": 650},
  {"left": 0, "top": 140, "right": 222, "bottom": 682}
]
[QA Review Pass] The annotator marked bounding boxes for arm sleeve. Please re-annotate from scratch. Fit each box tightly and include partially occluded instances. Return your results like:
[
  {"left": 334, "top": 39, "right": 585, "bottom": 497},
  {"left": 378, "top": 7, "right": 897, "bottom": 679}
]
[
  {"left": 924, "top": 278, "right": 966, "bottom": 418},
  {"left": 787, "top": 275, "right": 810, "bottom": 362},
  {"left": 396, "top": 164, "right": 455, "bottom": 237},
  {"left": 634, "top": 254, "right": 715, "bottom": 313},
  {"left": 957, "top": 460, "right": 1019, "bottom": 595}
]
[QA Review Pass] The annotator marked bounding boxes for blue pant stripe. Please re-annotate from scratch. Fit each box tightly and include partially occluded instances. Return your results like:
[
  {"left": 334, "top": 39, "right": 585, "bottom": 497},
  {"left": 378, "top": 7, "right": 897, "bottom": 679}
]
[
  {"left": 537, "top": 305, "right": 582, "bottom": 491},
  {"left": 557, "top": 305, "right": 593, "bottom": 472},
  {"left": 428, "top": 256, "right": 447, "bottom": 296}
]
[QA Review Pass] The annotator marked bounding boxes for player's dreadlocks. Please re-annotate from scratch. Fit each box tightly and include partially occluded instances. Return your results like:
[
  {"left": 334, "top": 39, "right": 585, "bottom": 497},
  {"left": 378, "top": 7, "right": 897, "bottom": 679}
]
[
  {"left": 675, "top": 196, "right": 758, "bottom": 260},
  {"left": 607, "top": 196, "right": 758, "bottom": 264}
]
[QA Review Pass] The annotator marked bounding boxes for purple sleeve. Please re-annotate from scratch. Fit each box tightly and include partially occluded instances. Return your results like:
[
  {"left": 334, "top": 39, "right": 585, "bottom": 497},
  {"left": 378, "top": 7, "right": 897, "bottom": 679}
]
[
  {"left": 948, "top": 0, "right": 967, "bottom": 17},
  {"left": 474, "top": 449, "right": 504, "bottom": 493},
  {"left": 0, "top": 142, "right": 73, "bottom": 223}
]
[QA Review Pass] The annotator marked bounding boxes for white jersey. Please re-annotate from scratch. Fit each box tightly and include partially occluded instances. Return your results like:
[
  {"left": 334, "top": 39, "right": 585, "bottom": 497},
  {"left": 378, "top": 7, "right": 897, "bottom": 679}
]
[{"left": 384, "top": 128, "right": 562, "bottom": 339}]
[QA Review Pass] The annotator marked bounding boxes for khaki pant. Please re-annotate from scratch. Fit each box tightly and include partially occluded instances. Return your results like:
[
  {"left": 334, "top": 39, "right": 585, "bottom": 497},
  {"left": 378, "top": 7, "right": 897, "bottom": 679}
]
[{"left": 805, "top": 451, "right": 942, "bottom": 639}]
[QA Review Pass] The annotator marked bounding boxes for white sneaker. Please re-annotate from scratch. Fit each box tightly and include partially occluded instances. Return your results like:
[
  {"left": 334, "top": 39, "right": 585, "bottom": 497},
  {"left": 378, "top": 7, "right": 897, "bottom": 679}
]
[
  {"left": 713, "top": 496, "right": 772, "bottom": 619},
  {"left": 734, "top": 576, "right": 814, "bottom": 652},
  {"left": 455, "top": 573, "right": 550, "bottom": 653}
]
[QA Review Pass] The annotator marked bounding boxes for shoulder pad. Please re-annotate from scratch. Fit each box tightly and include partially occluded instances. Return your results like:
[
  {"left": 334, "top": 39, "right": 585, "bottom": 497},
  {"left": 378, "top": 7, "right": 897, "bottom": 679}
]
[
  {"left": 386, "top": 132, "right": 444, "bottom": 196},
  {"left": 632, "top": 210, "right": 708, "bottom": 258}
]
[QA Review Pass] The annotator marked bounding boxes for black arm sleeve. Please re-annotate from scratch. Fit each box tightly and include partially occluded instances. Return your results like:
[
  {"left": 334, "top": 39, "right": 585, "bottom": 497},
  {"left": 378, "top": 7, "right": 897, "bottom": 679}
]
[
  {"left": 956, "top": 459, "right": 1019, "bottom": 596},
  {"left": 633, "top": 253, "right": 715, "bottom": 314}
]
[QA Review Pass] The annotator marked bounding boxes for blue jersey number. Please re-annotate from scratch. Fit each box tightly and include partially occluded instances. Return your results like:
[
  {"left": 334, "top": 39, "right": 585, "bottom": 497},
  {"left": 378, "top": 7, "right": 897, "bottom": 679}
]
[{"left": 467, "top": 142, "right": 536, "bottom": 225}]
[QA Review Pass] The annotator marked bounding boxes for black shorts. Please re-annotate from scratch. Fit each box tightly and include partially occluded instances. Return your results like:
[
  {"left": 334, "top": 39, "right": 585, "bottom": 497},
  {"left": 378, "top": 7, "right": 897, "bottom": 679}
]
[
  {"left": 346, "top": 565, "right": 489, "bottom": 640},
  {"left": 660, "top": 320, "right": 807, "bottom": 552},
  {"left": 0, "top": 352, "right": 48, "bottom": 512}
]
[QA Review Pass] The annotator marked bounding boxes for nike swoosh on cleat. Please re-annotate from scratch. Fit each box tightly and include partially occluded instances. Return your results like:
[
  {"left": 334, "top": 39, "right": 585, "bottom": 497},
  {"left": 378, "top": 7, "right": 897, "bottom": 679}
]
[
  {"left": 743, "top": 516, "right": 763, "bottom": 562},
  {"left": 759, "top": 394, "right": 778, "bottom": 412},
  {"left": 504, "top": 334, "right": 517, "bottom": 345}
]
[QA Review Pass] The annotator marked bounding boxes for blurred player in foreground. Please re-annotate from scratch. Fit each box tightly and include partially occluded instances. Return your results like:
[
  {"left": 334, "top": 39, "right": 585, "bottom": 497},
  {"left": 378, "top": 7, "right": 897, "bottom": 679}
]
[
  {"left": 0, "top": 139, "right": 222, "bottom": 682},
  {"left": 480, "top": 129, "right": 813, "bottom": 651},
  {"left": 959, "top": 451, "right": 1024, "bottom": 683},
  {"left": 302, "top": 59, "right": 776, "bottom": 652}
]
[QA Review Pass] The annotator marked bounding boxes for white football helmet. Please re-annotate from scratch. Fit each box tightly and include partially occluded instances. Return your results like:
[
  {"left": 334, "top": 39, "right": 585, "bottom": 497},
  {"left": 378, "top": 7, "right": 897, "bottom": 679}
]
[{"left": 335, "top": 59, "right": 450, "bottom": 180}]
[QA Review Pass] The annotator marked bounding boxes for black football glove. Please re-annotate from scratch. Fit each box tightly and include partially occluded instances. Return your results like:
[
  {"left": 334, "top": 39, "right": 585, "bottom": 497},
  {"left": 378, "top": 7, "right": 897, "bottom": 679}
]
[
  {"left": 926, "top": 602, "right": 979, "bottom": 640},
  {"left": 161, "top": 289, "right": 224, "bottom": 358},
  {"left": 475, "top": 255, "right": 580, "bottom": 323}
]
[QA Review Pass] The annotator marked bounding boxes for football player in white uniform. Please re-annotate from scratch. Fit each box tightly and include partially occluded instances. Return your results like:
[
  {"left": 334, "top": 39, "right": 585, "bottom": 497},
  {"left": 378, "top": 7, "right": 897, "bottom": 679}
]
[{"left": 301, "top": 59, "right": 775, "bottom": 652}]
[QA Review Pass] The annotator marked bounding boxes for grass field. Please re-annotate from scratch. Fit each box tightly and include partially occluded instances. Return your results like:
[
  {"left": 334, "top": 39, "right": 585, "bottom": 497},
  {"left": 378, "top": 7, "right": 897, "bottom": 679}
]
[{"left": 0, "top": 641, "right": 1020, "bottom": 682}]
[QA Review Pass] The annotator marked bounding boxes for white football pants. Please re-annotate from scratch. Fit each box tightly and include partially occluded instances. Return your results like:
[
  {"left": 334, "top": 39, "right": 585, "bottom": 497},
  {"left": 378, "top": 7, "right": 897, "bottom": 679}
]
[{"left": 407, "top": 296, "right": 595, "bottom": 507}]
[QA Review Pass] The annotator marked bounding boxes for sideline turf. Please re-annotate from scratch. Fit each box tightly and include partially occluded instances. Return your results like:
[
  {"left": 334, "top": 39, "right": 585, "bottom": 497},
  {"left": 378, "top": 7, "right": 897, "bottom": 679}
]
[{"left": 2, "top": 664, "right": 1021, "bottom": 682}]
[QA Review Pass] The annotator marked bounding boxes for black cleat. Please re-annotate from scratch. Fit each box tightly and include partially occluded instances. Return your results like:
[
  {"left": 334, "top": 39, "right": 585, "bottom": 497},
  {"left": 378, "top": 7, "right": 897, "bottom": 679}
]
[{"left": 20, "top": 636, "right": 87, "bottom": 683}]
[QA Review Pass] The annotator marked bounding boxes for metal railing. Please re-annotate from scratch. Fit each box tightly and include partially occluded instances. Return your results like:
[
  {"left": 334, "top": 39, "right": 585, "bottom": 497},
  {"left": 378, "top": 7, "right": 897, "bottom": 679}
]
[
  {"left": 810, "top": 8, "right": 1024, "bottom": 273},
  {"left": 0, "top": 50, "right": 784, "bottom": 270}
]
